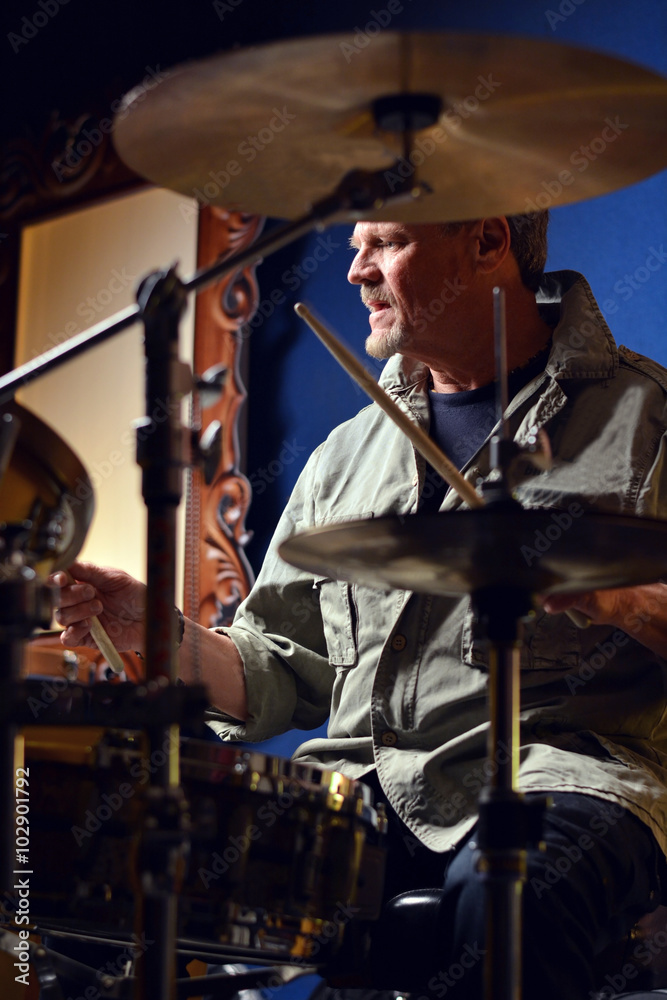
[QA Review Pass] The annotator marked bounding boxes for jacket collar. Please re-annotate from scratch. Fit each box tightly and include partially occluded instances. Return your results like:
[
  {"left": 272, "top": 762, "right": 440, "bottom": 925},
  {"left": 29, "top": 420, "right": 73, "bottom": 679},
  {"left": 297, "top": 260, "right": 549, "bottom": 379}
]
[{"left": 378, "top": 269, "right": 617, "bottom": 399}]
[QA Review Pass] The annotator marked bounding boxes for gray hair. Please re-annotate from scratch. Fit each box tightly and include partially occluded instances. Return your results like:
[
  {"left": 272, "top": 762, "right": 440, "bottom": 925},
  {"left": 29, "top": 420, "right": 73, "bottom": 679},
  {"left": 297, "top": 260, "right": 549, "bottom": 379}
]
[
  {"left": 442, "top": 211, "right": 549, "bottom": 292},
  {"left": 506, "top": 211, "right": 549, "bottom": 292}
]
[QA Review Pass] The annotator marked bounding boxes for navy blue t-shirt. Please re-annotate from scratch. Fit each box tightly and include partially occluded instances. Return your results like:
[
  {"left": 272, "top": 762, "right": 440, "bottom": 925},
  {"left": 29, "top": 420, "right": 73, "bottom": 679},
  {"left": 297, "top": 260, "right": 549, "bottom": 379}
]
[{"left": 420, "top": 347, "right": 550, "bottom": 513}]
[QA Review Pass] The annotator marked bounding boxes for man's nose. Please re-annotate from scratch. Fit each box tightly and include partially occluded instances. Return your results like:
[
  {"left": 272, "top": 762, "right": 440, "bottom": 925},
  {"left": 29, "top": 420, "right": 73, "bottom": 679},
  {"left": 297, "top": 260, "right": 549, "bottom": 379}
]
[{"left": 347, "top": 249, "right": 380, "bottom": 286}]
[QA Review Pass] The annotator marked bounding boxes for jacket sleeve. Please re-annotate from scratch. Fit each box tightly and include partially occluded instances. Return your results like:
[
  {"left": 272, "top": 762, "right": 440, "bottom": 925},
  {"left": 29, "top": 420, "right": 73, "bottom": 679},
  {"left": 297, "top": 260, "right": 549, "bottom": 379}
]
[{"left": 209, "top": 444, "right": 334, "bottom": 743}]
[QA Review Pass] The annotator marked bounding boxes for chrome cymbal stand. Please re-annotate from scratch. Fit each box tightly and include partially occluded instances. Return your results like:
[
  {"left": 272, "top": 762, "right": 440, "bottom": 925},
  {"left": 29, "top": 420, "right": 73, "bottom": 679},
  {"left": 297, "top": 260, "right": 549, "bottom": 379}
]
[{"left": 475, "top": 287, "right": 548, "bottom": 1000}]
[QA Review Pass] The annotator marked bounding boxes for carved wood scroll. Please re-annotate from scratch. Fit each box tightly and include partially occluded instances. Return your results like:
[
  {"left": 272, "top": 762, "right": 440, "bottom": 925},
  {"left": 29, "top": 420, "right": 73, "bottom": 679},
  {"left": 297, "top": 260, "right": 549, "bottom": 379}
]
[
  {"left": 0, "top": 109, "right": 262, "bottom": 631},
  {"left": 184, "top": 207, "right": 264, "bottom": 627}
]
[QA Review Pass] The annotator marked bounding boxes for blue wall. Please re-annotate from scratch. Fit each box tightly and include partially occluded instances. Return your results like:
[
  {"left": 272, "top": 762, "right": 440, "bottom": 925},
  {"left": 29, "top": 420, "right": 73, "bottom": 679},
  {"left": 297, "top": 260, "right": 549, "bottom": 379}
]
[{"left": 240, "top": 0, "right": 667, "bottom": 757}]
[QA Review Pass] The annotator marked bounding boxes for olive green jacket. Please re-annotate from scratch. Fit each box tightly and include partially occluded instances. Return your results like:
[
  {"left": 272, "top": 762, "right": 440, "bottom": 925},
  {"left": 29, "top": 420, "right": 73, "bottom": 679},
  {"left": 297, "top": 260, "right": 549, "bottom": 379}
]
[{"left": 213, "top": 270, "right": 667, "bottom": 854}]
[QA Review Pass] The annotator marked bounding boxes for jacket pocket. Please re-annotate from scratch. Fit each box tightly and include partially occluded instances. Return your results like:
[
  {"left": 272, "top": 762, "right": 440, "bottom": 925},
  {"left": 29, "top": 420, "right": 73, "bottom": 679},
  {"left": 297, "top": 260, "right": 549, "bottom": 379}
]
[
  {"left": 462, "top": 603, "right": 580, "bottom": 671},
  {"left": 525, "top": 609, "right": 580, "bottom": 670},
  {"left": 312, "top": 575, "right": 358, "bottom": 667}
]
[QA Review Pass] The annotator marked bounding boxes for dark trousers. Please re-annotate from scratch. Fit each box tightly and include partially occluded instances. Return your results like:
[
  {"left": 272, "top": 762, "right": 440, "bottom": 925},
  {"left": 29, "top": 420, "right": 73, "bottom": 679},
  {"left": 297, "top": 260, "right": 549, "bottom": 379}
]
[{"left": 364, "top": 775, "right": 665, "bottom": 1000}]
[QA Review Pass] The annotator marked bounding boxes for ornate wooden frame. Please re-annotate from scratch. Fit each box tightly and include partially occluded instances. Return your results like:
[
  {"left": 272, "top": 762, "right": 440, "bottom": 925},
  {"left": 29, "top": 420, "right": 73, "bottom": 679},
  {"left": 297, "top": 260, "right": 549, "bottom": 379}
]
[{"left": 0, "top": 109, "right": 260, "bottom": 626}]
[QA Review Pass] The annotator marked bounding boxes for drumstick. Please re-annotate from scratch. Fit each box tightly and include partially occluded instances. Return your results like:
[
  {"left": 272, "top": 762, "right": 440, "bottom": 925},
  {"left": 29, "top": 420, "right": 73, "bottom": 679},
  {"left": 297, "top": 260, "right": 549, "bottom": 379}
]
[
  {"left": 61, "top": 570, "right": 126, "bottom": 675},
  {"left": 294, "top": 302, "right": 485, "bottom": 509},
  {"left": 294, "top": 304, "right": 591, "bottom": 629}
]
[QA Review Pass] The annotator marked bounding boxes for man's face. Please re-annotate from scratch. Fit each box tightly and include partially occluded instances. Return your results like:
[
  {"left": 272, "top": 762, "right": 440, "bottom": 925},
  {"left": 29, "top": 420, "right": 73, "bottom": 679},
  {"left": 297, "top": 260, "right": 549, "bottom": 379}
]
[{"left": 347, "top": 221, "right": 473, "bottom": 362}]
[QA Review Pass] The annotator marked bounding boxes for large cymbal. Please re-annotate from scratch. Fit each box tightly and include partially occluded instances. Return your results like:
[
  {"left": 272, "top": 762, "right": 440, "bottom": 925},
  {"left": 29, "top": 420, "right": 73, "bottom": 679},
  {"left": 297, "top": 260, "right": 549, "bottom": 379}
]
[
  {"left": 113, "top": 32, "right": 667, "bottom": 223},
  {"left": 279, "top": 509, "right": 667, "bottom": 596}
]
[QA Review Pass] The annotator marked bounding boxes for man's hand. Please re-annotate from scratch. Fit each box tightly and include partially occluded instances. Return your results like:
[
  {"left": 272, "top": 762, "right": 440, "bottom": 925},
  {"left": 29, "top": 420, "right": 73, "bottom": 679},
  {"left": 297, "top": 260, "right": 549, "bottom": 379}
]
[
  {"left": 51, "top": 561, "right": 146, "bottom": 653},
  {"left": 542, "top": 589, "right": 625, "bottom": 628},
  {"left": 543, "top": 582, "right": 667, "bottom": 659}
]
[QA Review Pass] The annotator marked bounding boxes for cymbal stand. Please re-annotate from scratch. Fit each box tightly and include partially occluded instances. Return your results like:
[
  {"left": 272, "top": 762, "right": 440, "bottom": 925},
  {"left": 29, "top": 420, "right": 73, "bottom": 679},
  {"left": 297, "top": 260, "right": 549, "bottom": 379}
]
[
  {"left": 472, "top": 585, "right": 546, "bottom": 1000},
  {"left": 475, "top": 288, "right": 547, "bottom": 1000},
  {"left": 0, "top": 163, "right": 421, "bottom": 1000},
  {"left": 0, "top": 570, "right": 51, "bottom": 890},
  {"left": 129, "top": 267, "right": 189, "bottom": 1000}
]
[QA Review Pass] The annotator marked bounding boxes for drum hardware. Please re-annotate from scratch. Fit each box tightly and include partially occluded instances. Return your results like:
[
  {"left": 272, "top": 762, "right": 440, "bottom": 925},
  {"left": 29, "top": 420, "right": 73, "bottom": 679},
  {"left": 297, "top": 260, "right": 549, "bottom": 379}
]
[
  {"left": 0, "top": 28, "right": 665, "bottom": 1000},
  {"left": 281, "top": 291, "right": 667, "bottom": 998},
  {"left": 0, "top": 927, "right": 319, "bottom": 1000},
  {"left": 0, "top": 114, "right": 424, "bottom": 1000},
  {"left": 280, "top": 509, "right": 667, "bottom": 1000},
  {"left": 15, "top": 733, "right": 384, "bottom": 1000},
  {"left": 0, "top": 403, "right": 94, "bottom": 885},
  {"left": 22, "top": 735, "right": 385, "bottom": 958}
]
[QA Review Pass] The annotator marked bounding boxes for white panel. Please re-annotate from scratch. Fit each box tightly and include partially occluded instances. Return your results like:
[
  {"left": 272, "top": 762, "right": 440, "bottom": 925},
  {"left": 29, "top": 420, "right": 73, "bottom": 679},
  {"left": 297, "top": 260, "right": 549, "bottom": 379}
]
[{"left": 15, "top": 187, "right": 198, "bottom": 594}]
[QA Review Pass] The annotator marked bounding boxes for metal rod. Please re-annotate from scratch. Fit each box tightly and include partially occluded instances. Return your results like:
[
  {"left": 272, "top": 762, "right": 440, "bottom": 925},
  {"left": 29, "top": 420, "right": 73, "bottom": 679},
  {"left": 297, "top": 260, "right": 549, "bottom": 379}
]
[
  {"left": 0, "top": 306, "right": 140, "bottom": 406},
  {"left": 493, "top": 286, "right": 509, "bottom": 440},
  {"left": 484, "top": 637, "right": 523, "bottom": 1000}
]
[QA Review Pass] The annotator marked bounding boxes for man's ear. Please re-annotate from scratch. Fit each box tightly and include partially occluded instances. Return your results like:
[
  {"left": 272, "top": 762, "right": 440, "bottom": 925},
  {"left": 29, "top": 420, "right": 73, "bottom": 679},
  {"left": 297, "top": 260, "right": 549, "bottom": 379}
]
[{"left": 473, "top": 217, "right": 512, "bottom": 274}]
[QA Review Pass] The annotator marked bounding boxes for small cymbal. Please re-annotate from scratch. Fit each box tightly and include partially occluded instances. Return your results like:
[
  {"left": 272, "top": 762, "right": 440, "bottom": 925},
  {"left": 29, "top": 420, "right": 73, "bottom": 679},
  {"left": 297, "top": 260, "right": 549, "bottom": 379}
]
[
  {"left": 114, "top": 32, "right": 667, "bottom": 222},
  {"left": 279, "top": 509, "right": 667, "bottom": 596},
  {"left": 0, "top": 403, "right": 94, "bottom": 577}
]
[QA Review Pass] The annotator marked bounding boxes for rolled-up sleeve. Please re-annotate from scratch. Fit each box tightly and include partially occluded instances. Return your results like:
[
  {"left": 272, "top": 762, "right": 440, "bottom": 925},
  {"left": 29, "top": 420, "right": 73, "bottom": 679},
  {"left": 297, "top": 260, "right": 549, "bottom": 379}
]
[{"left": 209, "top": 446, "right": 334, "bottom": 743}]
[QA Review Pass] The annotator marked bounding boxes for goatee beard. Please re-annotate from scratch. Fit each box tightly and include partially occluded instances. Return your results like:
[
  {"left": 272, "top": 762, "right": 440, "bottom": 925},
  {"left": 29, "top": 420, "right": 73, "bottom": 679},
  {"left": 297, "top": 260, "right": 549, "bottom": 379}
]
[{"left": 365, "top": 323, "right": 409, "bottom": 360}]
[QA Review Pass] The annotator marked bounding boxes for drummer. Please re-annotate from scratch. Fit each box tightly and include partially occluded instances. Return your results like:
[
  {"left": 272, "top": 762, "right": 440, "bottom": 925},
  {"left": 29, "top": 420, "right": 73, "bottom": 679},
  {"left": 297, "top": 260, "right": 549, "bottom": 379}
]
[{"left": 54, "top": 212, "right": 667, "bottom": 1000}]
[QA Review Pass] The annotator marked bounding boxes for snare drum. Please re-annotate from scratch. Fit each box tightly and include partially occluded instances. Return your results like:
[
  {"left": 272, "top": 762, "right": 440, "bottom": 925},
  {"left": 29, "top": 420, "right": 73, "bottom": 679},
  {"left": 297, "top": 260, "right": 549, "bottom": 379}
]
[
  {"left": 20, "top": 731, "right": 385, "bottom": 962},
  {"left": 180, "top": 739, "right": 386, "bottom": 958},
  {"left": 20, "top": 725, "right": 146, "bottom": 931}
]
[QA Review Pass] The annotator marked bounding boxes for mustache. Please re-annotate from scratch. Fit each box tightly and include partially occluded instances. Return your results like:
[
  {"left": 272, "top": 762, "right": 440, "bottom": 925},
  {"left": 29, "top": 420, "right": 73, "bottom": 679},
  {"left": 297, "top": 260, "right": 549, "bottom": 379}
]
[{"left": 360, "top": 288, "right": 395, "bottom": 307}]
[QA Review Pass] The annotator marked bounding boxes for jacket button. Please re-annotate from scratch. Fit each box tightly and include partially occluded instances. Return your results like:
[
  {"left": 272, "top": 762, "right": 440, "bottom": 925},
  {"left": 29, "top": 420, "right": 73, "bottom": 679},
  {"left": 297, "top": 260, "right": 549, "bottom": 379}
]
[
  {"left": 391, "top": 633, "right": 407, "bottom": 651},
  {"left": 381, "top": 730, "right": 398, "bottom": 747}
]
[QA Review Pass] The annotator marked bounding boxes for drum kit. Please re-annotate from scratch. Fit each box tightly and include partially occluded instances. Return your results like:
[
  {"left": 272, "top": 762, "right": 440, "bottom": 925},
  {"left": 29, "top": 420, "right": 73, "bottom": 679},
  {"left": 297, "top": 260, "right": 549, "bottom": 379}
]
[{"left": 1, "top": 27, "right": 667, "bottom": 1000}]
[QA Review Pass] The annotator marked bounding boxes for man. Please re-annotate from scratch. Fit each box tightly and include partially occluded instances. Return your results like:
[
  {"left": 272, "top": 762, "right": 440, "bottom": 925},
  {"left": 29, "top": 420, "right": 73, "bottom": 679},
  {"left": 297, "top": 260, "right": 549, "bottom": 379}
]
[{"left": 54, "top": 213, "right": 667, "bottom": 999}]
